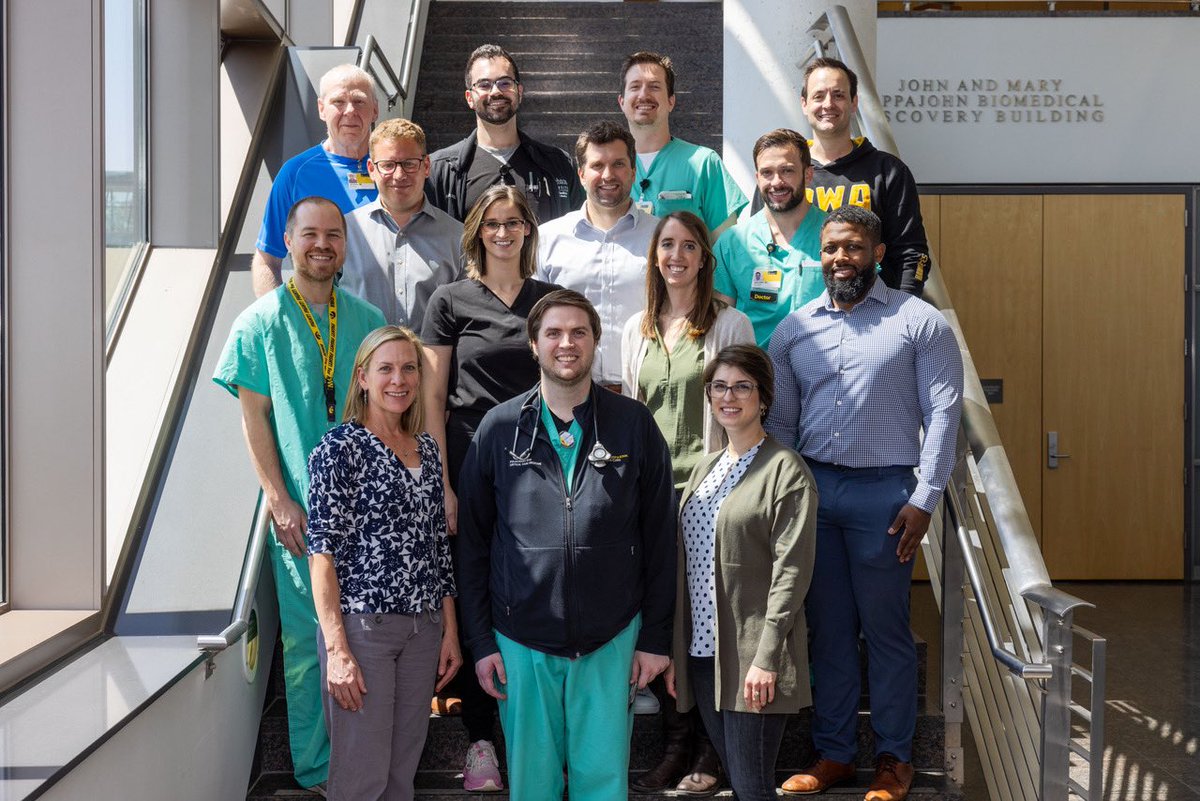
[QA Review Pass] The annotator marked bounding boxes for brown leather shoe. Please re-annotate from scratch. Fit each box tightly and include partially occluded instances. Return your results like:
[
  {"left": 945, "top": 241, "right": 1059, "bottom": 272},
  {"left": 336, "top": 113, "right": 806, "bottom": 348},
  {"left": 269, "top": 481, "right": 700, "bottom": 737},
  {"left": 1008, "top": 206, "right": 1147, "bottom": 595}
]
[
  {"left": 780, "top": 758, "right": 856, "bottom": 794},
  {"left": 864, "top": 753, "right": 914, "bottom": 801}
]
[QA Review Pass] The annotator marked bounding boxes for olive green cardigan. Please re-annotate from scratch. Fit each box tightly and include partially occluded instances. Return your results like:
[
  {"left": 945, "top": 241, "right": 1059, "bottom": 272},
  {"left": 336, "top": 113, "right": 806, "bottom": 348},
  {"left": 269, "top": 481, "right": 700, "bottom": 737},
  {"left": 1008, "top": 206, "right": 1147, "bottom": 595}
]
[{"left": 672, "top": 435, "right": 818, "bottom": 714}]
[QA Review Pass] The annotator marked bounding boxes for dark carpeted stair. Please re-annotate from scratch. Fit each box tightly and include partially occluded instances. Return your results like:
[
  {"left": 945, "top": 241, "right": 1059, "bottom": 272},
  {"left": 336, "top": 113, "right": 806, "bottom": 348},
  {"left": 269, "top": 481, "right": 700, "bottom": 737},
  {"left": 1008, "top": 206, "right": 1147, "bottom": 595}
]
[
  {"left": 410, "top": 1, "right": 725, "bottom": 158},
  {"left": 247, "top": 631, "right": 960, "bottom": 800}
]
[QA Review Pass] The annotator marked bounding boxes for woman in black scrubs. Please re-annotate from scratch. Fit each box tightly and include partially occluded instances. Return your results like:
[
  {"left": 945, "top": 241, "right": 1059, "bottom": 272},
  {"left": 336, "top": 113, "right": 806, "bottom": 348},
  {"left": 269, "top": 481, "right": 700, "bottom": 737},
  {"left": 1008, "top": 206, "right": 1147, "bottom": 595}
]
[{"left": 420, "top": 184, "right": 560, "bottom": 792}]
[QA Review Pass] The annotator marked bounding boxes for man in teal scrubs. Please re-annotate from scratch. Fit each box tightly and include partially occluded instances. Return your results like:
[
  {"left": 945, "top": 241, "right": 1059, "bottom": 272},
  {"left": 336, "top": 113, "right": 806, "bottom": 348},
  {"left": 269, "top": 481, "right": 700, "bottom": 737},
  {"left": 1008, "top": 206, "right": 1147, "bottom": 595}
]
[
  {"left": 214, "top": 196, "right": 386, "bottom": 793},
  {"left": 618, "top": 51, "right": 747, "bottom": 237},
  {"left": 713, "top": 129, "right": 826, "bottom": 347},
  {"left": 457, "top": 291, "right": 676, "bottom": 801}
]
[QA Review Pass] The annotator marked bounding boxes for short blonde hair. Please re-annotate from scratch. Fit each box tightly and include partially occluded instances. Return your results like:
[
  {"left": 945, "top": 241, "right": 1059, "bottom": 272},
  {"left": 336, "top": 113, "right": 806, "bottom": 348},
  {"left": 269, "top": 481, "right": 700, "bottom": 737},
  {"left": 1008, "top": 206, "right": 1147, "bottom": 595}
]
[
  {"left": 342, "top": 325, "right": 425, "bottom": 435},
  {"left": 370, "top": 118, "right": 426, "bottom": 157}
]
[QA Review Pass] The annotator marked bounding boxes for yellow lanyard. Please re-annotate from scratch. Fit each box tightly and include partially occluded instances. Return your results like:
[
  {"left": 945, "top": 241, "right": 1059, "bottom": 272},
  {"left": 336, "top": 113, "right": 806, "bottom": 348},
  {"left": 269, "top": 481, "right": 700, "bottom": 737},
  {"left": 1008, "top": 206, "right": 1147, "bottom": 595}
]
[{"left": 286, "top": 278, "right": 338, "bottom": 422}]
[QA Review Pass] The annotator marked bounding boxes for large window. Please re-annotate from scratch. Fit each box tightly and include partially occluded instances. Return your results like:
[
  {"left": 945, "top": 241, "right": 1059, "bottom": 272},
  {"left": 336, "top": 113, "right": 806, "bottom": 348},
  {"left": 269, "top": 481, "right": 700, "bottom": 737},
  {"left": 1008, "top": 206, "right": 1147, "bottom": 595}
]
[{"left": 104, "top": 0, "right": 147, "bottom": 326}]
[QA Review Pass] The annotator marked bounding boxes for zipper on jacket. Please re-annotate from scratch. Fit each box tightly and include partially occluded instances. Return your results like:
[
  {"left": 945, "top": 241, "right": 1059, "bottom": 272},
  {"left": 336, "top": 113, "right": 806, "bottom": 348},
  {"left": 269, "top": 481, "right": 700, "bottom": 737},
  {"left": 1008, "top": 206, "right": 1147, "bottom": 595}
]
[{"left": 554, "top": 460, "right": 581, "bottom": 653}]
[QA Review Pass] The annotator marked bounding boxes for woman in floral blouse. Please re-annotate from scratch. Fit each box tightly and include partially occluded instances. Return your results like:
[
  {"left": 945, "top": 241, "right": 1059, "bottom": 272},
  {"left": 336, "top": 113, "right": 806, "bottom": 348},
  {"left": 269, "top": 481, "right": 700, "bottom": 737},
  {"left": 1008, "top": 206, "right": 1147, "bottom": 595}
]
[{"left": 307, "top": 325, "right": 461, "bottom": 801}]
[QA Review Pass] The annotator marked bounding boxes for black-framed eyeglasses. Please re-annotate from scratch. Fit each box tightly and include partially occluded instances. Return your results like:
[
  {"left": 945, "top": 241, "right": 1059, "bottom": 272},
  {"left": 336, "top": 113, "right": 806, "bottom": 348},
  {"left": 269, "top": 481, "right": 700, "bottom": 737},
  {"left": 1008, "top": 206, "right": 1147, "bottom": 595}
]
[
  {"left": 471, "top": 77, "right": 519, "bottom": 93},
  {"left": 481, "top": 219, "right": 527, "bottom": 234},
  {"left": 373, "top": 157, "right": 426, "bottom": 176},
  {"left": 705, "top": 381, "right": 758, "bottom": 399}
]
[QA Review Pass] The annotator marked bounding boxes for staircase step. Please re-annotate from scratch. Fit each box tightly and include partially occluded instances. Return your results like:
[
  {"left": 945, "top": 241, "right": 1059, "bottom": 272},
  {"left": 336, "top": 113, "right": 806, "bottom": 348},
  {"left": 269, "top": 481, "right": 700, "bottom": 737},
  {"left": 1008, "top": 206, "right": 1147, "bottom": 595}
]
[
  {"left": 418, "top": 34, "right": 726, "bottom": 59},
  {"left": 410, "top": 769, "right": 960, "bottom": 799},
  {"left": 419, "top": 708, "right": 945, "bottom": 773},
  {"left": 425, "top": 1, "right": 724, "bottom": 27},
  {"left": 413, "top": 0, "right": 726, "bottom": 162}
]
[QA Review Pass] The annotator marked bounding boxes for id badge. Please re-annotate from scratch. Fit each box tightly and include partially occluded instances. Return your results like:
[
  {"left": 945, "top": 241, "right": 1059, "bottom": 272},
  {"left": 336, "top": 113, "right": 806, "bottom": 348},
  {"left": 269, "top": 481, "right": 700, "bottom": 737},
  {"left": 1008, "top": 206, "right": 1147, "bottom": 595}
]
[
  {"left": 635, "top": 200, "right": 656, "bottom": 215},
  {"left": 658, "top": 190, "right": 693, "bottom": 201},
  {"left": 348, "top": 172, "right": 374, "bottom": 191},
  {"left": 750, "top": 268, "right": 783, "bottom": 303}
]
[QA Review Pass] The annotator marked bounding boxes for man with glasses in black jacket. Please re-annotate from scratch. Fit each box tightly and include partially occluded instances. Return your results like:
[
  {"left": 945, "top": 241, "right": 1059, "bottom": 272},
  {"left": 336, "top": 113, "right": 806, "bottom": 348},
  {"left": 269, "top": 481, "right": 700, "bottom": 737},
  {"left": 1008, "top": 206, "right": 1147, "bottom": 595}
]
[{"left": 426, "top": 44, "right": 584, "bottom": 223}]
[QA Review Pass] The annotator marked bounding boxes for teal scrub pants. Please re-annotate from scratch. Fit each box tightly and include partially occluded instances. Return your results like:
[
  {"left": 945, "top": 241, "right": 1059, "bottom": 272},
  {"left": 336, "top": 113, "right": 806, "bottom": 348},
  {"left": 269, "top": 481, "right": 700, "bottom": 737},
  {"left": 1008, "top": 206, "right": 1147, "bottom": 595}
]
[
  {"left": 494, "top": 617, "right": 639, "bottom": 801},
  {"left": 270, "top": 536, "right": 330, "bottom": 788}
]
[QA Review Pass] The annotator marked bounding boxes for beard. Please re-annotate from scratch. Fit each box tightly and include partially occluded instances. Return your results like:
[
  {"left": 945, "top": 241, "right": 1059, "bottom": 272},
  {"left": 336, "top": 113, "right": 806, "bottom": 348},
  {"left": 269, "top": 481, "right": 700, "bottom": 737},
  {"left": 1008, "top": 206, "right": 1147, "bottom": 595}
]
[
  {"left": 824, "top": 266, "right": 875, "bottom": 305},
  {"left": 764, "top": 188, "right": 805, "bottom": 214},
  {"left": 475, "top": 96, "right": 518, "bottom": 125}
]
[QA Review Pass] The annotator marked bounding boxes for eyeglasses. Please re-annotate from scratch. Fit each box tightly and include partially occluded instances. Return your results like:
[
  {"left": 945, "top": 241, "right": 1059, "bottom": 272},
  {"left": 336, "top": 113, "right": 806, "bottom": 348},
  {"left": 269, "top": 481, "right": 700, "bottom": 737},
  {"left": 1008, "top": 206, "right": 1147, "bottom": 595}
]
[
  {"left": 471, "top": 77, "right": 519, "bottom": 93},
  {"left": 481, "top": 219, "right": 527, "bottom": 234},
  {"left": 373, "top": 157, "right": 425, "bottom": 176},
  {"left": 705, "top": 381, "right": 758, "bottom": 399}
]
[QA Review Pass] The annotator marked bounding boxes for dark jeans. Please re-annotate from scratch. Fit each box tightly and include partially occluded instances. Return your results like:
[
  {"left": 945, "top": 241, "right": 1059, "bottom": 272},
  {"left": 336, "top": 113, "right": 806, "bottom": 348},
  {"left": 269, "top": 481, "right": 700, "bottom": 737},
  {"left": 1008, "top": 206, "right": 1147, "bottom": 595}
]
[{"left": 688, "top": 657, "right": 787, "bottom": 801}]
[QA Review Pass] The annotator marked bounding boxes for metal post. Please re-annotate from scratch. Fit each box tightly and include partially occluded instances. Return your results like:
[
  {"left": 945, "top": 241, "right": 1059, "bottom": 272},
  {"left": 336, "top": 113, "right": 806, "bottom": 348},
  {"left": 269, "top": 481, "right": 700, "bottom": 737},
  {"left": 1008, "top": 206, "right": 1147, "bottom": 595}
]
[
  {"left": 940, "top": 494, "right": 966, "bottom": 789},
  {"left": 1039, "top": 609, "right": 1075, "bottom": 799},
  {"left": 940, "top": 457, "right": 969, "bottom": 789}
]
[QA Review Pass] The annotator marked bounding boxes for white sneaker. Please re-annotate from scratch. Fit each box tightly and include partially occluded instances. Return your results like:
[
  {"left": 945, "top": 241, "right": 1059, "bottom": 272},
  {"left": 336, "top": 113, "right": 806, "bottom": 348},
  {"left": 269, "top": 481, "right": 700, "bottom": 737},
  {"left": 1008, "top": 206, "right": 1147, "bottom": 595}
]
[{"left": 633, "top": 686, "right": 660, "bottom": 714}]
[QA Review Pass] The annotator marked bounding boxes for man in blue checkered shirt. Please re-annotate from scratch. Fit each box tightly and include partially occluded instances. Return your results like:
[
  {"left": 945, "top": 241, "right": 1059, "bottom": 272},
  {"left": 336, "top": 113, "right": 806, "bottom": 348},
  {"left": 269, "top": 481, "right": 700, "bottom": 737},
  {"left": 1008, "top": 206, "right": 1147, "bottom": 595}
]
[{"left": 765, "top": 206, "right": 962, "bottom": 801}]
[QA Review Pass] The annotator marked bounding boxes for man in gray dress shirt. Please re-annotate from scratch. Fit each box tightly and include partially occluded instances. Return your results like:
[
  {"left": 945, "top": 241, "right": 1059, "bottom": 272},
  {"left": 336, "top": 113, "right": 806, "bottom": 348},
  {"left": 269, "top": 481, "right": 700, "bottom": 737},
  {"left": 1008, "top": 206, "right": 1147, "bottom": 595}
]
[
  {"left": 765, "top": 206, "right": 962, "bottom": 801},
  {"left": 341, "top": 118, "right": 464, "bottom": 327}
]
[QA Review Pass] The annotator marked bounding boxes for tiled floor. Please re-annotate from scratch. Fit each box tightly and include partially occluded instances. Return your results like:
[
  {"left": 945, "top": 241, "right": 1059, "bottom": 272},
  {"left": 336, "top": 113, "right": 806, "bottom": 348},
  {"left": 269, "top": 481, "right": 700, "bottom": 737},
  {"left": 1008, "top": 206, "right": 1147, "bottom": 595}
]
[{"left": 912, "top": 581, "right": 1200, "bottom": 801}]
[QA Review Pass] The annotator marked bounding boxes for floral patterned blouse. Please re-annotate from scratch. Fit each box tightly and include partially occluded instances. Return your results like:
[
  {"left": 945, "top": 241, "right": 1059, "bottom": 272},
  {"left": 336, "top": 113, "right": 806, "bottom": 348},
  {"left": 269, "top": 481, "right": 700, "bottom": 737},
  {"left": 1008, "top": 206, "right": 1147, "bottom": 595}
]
[{"left": 307, "top": 421, "right": 456, "bottom": 615}]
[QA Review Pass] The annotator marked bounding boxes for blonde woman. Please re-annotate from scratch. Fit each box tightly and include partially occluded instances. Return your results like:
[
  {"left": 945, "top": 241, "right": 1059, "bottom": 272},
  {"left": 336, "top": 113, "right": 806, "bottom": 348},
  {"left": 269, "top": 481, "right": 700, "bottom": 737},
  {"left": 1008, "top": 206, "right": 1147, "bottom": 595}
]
[{"left": 308, "top": 325, "right": 460, "bottom": 801}]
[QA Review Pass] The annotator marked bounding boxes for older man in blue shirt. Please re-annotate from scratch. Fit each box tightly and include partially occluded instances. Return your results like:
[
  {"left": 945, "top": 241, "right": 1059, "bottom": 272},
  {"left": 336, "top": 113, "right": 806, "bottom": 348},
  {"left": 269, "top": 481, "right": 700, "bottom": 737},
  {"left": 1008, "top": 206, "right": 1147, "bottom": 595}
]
[{"left": 765, "top": 206, "right": 962, "bottom": 801}]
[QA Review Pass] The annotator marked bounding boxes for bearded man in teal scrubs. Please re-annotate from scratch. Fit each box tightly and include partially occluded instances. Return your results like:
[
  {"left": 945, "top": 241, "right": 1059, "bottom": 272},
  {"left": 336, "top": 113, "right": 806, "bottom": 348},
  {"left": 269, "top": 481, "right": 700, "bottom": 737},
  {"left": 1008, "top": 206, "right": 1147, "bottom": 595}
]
[{"left": 214, "top": 196, "right": 385, "bottom": 793}]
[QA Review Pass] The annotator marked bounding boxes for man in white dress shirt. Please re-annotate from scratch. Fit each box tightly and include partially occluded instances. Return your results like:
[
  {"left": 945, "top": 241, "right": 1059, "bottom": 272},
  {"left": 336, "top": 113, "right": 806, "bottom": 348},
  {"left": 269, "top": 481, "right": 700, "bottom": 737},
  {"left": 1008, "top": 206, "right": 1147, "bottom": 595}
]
[{"left": 537, "top": 121, "right": 655, "bottom": 390}]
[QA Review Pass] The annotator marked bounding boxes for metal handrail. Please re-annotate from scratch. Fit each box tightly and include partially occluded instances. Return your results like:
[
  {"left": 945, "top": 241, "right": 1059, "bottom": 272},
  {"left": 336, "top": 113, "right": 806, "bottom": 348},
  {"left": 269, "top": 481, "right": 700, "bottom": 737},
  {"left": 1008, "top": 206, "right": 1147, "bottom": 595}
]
[
  {"left": 945, "top": 485, "right": 1052, "bottom": 680},
  {"left": 198, "top": 495, "right": 271, "bottom": 652},
  {"left": 350, "top": 0, "right": 425, "bottom": 113},
  {"left": 359, "top": 34, "right": 404, "bottom": 110},
  {"left": 397, "top": 0, "right": 424, "bottom": 107}
]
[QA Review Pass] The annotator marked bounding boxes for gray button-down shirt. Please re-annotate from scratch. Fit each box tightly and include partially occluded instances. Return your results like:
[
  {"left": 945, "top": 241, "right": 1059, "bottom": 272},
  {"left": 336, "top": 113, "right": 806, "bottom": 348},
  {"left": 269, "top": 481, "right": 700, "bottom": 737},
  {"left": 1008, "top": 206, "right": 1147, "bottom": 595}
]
[
  {"left": 341, "top": 198, "right": 465, "bottom": 327},
  {"left": 764, "top": 278, "right": 963, "bottom": 512}
]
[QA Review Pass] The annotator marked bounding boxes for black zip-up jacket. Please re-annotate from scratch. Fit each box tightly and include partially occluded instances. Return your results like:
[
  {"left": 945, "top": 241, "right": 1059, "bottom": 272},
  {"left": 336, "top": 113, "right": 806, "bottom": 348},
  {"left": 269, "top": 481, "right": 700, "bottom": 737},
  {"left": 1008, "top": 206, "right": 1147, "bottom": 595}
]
[
  {"left": 751, "top": 137, "right": 930, "bottom": 296},
  {"left": 424, "top": 129, "right": 585, "bottom": 223},
  {"left": 457, "top": 384, "right": 676, "bottom": 661}
]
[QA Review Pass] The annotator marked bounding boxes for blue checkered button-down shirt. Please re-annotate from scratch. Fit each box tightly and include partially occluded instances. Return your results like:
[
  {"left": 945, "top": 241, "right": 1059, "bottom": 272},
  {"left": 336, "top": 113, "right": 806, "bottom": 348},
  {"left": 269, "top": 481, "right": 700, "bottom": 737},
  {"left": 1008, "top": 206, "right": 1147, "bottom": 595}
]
[{"left": 764, "top": 278, "right": 963, "bottom": 512}]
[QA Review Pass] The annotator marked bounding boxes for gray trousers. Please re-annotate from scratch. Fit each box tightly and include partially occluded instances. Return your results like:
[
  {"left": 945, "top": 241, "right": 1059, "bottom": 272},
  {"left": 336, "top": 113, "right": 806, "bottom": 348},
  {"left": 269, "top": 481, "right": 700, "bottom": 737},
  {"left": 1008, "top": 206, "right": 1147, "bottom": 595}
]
[{"left": 318, "top": 610, "right": 443, "bottom": 801}]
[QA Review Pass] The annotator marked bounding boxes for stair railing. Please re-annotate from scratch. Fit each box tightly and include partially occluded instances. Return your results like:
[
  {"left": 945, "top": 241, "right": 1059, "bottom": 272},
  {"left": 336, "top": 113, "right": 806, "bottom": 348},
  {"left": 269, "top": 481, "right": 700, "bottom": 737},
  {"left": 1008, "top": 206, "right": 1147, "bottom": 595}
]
[
  {"left": 808, "top": 7, "right": 1107, "bottom": 799},
  {"left": 346, "top": 0, "right": 428, "bottom": 116},
  {"left": 197, "top": 494, "right": 271, "bottom": 674}
]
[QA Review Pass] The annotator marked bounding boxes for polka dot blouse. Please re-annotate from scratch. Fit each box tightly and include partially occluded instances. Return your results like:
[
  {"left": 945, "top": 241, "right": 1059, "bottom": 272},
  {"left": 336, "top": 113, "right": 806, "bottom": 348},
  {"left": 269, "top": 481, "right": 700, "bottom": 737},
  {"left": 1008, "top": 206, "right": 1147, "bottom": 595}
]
[{"left": 681, "top": 439, "right": 764, "bottom": 657}]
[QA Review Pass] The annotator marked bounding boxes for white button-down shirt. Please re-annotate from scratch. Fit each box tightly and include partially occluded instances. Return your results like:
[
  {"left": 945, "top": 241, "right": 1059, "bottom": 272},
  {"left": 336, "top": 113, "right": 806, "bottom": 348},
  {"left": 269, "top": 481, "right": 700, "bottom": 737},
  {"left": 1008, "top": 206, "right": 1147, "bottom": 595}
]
[{"left": 536, "top": 204, "right": 655, "bottom": 384}]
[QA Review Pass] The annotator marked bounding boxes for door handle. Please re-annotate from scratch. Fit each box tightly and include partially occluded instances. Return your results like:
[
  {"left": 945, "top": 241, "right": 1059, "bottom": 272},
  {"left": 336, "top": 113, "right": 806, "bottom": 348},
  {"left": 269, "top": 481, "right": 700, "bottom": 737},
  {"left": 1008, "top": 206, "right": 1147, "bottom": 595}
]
[{"left": 1047, "top": 431, "right": 1072, "bottom": 469}]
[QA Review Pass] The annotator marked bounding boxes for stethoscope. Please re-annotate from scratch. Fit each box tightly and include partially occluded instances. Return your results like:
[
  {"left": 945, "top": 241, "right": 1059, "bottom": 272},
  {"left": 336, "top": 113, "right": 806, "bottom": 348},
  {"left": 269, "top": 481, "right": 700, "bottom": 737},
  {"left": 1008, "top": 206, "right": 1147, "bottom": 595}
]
[{"left": 508, "top": 388, "right": 618, "bottom": 469}]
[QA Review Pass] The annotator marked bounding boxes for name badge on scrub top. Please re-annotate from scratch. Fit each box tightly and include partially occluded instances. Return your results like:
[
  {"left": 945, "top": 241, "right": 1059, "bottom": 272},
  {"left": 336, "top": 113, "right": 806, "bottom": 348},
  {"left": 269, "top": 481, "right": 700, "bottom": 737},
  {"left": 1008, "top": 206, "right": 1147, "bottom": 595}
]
[
  {"left": 635, "top": 200, "right": 656, "bottom": 215},
  {"left": 658, "top": 190, "right": 692, "bottom": 201},
  {"left": 750, "top": 268, "right": 783, "bottom": 303},
  {"left": 348, "top": 172, "right": 374, "bottom": 191}
]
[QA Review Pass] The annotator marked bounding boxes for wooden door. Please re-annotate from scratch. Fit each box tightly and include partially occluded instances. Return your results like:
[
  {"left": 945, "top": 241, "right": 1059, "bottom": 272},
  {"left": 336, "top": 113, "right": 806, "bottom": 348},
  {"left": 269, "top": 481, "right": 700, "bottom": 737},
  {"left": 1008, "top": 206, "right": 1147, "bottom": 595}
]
[
  {"left": 936, "top": 195, "right": 1045, "bottom": 541},
  {"left": 1041, "top": 195, "right": 1185, "bottom": 578}
]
